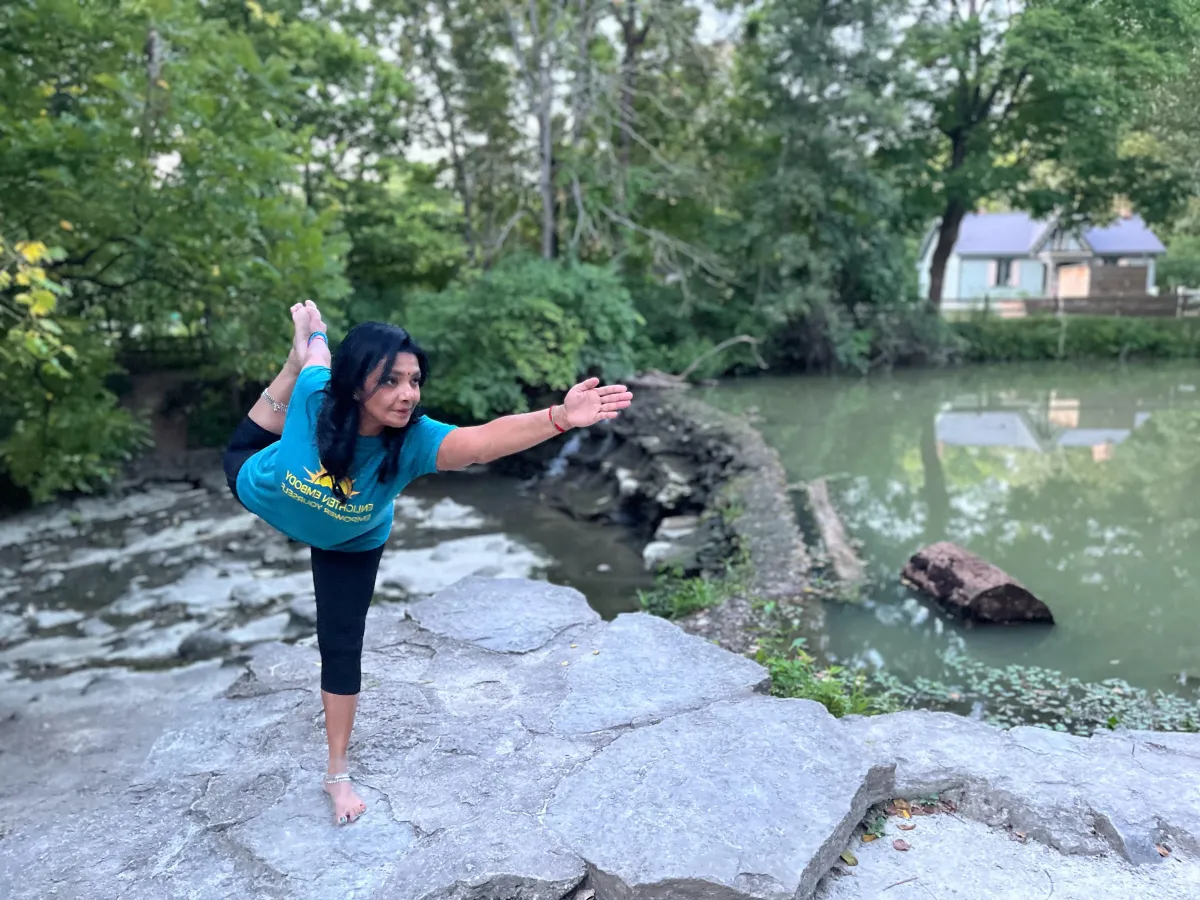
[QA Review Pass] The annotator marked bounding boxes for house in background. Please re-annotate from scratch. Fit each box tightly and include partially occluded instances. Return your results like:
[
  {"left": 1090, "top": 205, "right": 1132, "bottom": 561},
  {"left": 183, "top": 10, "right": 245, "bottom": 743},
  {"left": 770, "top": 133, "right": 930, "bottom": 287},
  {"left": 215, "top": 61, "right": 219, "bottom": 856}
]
[{"left": 917, "top": 211, "right": 1166, "bottom": 308}]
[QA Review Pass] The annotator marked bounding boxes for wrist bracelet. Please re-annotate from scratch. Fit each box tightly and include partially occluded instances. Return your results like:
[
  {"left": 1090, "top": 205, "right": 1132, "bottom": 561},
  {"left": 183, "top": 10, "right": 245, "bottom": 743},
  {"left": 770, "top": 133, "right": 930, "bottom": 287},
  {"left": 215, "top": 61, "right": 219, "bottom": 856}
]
[
  {"left": 548, "top": 405, "right": 566, "bottom": 434},
  {"left": 262, "top": 388, "right": 287, "bottom": 414},
  {"left": 307, "top": 331, "right": 328, "bottom": 346}
]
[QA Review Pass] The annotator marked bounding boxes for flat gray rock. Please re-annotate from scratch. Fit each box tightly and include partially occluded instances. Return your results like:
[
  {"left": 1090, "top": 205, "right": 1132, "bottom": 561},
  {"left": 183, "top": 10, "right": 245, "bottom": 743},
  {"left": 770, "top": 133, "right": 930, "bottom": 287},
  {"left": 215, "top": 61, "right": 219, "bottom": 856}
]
[
  {"left": 227, "top": 612, "right": 292, "bottom": 645},
  {"left": 383, "top": 813, "right": 585, "bottom": 900},
  {"left": 545, "top": 696, "right": 893, "bottom": 900},
  {"left": 4, "top": 580, "right": 1199, "bottom": 900},
  {"left": 814, "top": 803, "right": 1200, "bottom": 900},
  {"left": 407, "top": 576, "right": 599, "bottom": 652},
  {"left": 846, "top": 711, "right": 1200, "bottom": 863},
  {"left": 552, "top": 612, "right": 769, "bottom": 733}
]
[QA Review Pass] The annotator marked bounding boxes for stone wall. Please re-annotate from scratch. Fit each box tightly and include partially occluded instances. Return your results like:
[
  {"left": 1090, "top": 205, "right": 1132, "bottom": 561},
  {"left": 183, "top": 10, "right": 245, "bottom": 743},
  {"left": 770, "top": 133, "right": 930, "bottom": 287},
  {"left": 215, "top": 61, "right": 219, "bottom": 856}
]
[{"left": 503, "top": 387, "right": 817, "bottom": 652}]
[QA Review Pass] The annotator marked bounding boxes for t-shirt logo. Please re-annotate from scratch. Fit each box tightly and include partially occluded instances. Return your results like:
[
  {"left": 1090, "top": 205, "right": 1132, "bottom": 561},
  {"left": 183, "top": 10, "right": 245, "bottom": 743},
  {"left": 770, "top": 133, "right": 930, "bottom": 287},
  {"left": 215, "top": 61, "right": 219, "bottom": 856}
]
[{"left": 303, "top": 465, "right": 360, "bottom": 499}]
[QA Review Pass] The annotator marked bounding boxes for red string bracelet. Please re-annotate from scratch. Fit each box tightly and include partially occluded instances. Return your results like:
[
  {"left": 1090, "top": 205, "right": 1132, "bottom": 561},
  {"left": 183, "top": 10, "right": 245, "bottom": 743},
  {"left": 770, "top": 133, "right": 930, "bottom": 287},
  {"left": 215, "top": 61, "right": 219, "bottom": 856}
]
[{"left": 548, "top": 405, "right": 566, "bottom": 434}]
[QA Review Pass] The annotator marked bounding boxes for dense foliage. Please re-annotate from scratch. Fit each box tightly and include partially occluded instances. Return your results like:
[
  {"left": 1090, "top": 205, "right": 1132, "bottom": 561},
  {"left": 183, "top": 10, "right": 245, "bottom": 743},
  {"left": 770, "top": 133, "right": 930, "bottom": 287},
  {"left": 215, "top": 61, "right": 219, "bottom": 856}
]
[
  {"left": 953, "top": 316, "right": 1200, "bottom": 362},
  {"left": 3, "top": 0, "right": 1200, "bottom": 499}
]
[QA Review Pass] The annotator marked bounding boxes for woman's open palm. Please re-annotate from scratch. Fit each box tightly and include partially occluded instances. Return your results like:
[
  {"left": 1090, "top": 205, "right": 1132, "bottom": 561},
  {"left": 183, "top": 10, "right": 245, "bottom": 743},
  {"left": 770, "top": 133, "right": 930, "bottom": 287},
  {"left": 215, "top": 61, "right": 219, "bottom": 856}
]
[{"left": 562, "top": 377, "right": 634, "bottom": 428}]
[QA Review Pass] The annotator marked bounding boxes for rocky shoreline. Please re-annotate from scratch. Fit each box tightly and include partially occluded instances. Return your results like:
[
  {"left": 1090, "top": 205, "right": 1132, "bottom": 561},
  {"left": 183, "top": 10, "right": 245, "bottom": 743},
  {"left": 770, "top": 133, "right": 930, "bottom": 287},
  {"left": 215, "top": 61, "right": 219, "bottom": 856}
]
[
  {"left": 4, "top": 578, "right": 1197, "bottom": 900},
  {"left": 506, "top": 386, "right": 818, "bottom": 652}
]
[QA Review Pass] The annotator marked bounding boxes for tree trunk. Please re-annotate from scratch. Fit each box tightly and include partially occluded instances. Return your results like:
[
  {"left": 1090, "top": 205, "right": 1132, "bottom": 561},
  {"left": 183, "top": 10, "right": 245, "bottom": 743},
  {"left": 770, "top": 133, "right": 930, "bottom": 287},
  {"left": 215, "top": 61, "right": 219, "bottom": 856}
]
[
  {"left": 538, "top": 87, "right": 555, "bottom": 260},
  {"left": 615, "top": 4, "right": 650, "bottom": 212},
  {"left": 423, "top": 17, "right": 477, "bottom": 264},
  {"left": 927, "top": 200, "right": 965, "bottom": 311},
  {"left": 902, "top": 542, "right": 1054, "bottom": 624}
]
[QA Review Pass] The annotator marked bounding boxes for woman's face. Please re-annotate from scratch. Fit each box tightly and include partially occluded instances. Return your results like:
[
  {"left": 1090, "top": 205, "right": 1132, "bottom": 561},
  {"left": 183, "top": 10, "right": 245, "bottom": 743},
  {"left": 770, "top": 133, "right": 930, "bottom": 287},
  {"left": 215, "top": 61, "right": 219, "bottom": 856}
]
[{"left": 360, "top": 352, "right": 421, "bottom": 431}]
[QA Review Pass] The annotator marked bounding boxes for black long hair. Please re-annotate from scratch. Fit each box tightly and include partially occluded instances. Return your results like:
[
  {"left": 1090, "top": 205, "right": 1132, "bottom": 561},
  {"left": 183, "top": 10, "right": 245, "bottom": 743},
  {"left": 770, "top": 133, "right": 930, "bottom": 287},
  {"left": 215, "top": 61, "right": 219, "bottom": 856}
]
[{"left": 316, "top": 322, "right": 429, "bottom": 503}]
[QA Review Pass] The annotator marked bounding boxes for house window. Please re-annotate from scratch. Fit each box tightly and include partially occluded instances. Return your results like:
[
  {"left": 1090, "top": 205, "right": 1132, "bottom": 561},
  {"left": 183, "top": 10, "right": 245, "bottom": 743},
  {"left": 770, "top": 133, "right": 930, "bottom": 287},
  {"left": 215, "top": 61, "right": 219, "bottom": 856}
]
[{"left": 994, "top": 259, "right": 1013, "bottom": 287}]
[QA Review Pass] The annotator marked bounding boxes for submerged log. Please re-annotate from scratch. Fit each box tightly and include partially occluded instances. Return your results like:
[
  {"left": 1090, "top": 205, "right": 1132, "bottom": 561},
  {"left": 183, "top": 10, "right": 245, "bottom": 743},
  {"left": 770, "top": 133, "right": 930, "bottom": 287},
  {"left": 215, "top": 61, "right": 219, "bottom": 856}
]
[
  {"left": 902, "top": 542, "right": 1054, "bottom": 625},
  {"left": 806, "top": 478, "right": 865, "bottom": 588}
]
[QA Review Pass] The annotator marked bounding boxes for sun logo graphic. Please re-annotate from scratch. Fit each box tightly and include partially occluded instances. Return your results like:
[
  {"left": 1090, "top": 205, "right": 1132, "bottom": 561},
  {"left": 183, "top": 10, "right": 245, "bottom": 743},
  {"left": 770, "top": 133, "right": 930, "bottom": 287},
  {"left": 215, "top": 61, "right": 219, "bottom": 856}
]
[{"left": 303, "top": 466, "right": 359, "bottom": 499}]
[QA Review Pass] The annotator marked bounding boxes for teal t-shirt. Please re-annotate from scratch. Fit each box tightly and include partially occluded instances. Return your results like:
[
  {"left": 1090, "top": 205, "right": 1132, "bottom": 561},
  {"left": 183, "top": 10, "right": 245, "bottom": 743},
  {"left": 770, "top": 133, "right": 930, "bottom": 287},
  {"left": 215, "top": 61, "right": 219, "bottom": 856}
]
[{"left": 236, "top": 365, "right": 456, "bottom": 552}]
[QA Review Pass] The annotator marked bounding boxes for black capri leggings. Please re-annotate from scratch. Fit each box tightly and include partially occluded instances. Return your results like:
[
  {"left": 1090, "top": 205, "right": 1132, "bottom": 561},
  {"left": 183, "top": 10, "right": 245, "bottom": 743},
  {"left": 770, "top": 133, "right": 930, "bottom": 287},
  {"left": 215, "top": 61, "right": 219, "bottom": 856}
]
[{"left": 223, "top": 417, "right": 384, "bottom": 696}]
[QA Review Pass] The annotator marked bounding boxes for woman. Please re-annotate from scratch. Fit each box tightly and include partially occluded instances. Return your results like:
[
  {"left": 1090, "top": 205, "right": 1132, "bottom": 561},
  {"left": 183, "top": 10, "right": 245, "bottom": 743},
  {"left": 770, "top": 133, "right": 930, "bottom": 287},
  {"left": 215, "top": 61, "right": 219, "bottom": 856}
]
[{"left": 222, "top": 301, "right": 634, "bottom": 825}]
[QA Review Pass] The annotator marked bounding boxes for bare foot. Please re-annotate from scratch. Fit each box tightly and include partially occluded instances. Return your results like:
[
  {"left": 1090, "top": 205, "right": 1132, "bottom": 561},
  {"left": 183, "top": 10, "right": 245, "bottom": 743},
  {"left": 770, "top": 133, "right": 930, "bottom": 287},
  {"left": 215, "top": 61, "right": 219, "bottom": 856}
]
[
  {"left": 304, "top": 299, "right": 327, "bottom": 341},
  {"left": 286, "top": 302, "right": 311, "bottom": 374},
  {"left": 324, "top": 764, "right": 366, "bottom": 825}
]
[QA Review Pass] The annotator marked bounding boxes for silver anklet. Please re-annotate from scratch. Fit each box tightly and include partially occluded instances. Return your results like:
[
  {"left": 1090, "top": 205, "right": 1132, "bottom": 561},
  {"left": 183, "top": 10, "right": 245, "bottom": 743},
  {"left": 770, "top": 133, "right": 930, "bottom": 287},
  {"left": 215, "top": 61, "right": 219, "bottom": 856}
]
[{"left": 261, "top": 388, "right": 288, "bottom": 414}]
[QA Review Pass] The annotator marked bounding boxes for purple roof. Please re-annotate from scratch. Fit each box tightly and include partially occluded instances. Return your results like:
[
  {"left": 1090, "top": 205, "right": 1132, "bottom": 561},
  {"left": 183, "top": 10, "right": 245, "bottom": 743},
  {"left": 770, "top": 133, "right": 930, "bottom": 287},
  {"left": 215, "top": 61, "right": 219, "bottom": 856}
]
[
  {"left": 954, "top": 212, "right": 1048, "bottom": 256},
  {"left": 949, "top": 211, "right": 1164, "bottom": 257},
  {"left": 1085, "top": 216, "right": 1166, "bottom": 255}
]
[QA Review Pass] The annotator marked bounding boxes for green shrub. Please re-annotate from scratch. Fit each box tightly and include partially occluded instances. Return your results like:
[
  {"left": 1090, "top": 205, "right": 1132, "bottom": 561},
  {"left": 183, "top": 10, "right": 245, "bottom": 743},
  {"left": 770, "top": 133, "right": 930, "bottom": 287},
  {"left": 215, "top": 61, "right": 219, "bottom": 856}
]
[
  {"left": 953, "top": 316, "right": 1200, "bottom": 362},
  {"left": 407, "top": 255, "right": 642, "bottom": 420},
  {"left": 0, "top": 344, "right": 149, "bottom": 502}
]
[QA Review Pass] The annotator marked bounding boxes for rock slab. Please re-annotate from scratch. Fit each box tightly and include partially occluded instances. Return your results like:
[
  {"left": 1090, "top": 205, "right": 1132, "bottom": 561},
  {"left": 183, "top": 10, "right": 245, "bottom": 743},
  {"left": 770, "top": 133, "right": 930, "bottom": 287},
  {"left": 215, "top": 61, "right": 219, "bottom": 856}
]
[
  {"left": 407, "top": 575, "right": 599, "bottom": 652},
  {"left": 546, "top": 697, "right": 893, "bottom": 900},
  {"left": 3, "top": 577, "right": 1199, "bottom": 900}
]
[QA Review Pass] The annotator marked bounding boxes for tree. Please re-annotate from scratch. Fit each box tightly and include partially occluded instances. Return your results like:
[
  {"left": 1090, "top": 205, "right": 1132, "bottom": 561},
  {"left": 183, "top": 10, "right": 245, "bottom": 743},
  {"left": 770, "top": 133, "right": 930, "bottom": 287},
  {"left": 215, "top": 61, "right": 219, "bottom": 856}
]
[
  {"left": 893, "top": 0, "right": 1198, "bottom": 309},
  {"left": 389, "top": 0, "right": 525, "bottom": 264},
  {"left": 0, "top": 0, "right": 352, "bottom": 376},
  {"left": 719, "top": 0, "right": 917, "bottom": 371},
  {"left": 0, "top": 0, "right": 353, "bottom": 497}
]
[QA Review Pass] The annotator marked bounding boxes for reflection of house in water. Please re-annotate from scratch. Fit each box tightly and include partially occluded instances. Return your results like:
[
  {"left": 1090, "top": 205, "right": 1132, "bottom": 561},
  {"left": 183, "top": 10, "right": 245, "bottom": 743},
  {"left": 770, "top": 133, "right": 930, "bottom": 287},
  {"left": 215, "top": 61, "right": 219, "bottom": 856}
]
[{"left": 936, "top": 387, "right": 1175, "bottom": 462}]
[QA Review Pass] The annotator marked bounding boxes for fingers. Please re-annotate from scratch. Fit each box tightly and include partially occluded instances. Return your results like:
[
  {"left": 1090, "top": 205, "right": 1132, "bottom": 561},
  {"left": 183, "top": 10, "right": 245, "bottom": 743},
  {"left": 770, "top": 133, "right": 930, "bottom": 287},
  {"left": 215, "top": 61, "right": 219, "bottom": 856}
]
[
  {"left": 598, "top": 390, "right": 633, "bottom": 405},
  {"left": 575, "top": 376, "right": 600, "bottom": 390},
  {"left": 595, "top": 384, "right": 628, "bottom": 396}
]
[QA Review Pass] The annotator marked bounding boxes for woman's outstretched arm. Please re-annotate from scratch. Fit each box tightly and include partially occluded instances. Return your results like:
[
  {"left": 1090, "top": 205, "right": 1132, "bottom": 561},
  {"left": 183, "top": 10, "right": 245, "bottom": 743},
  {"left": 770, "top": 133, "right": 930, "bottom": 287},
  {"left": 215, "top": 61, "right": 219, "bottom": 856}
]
[{"left": 436, "top": 377, "right": 634, "bottom": 471}]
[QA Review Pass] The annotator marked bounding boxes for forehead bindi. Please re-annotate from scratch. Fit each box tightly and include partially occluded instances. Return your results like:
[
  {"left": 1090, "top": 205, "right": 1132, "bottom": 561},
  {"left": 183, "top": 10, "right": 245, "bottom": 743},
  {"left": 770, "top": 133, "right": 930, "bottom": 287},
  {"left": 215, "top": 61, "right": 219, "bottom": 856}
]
[{"left": 389, "top": 353, "right": 420, "bottom": 379}]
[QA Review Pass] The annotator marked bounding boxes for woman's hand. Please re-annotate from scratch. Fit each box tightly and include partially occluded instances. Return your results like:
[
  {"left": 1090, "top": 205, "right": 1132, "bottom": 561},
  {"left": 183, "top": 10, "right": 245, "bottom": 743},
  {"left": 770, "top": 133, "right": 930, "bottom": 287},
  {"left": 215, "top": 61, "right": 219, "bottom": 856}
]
[{"left": 561, "top": 377, "right": 634, "bottom": 428}]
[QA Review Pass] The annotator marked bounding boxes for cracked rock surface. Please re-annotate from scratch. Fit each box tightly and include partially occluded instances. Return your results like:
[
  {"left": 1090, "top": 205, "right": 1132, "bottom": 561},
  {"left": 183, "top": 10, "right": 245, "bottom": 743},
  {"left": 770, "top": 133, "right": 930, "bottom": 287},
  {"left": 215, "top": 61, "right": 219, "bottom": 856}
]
[{"left": 2, "top": 577, "right": 1199, "bottom": 900}]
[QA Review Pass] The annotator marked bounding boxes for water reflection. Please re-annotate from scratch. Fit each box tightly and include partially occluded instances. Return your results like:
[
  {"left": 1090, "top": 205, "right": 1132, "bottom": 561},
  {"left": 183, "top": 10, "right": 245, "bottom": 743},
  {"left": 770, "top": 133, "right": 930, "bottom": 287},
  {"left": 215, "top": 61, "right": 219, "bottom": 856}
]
[{"left": 706, "top": 363, "right": 1200, "bottom": 695}]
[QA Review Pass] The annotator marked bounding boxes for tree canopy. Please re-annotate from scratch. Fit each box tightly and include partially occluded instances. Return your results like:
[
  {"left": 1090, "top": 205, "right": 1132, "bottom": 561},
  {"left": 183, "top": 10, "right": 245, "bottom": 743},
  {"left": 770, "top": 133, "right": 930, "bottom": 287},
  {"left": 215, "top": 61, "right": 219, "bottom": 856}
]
[{"left": 2, "top": 0, "right": 1198, "bottom": 501}]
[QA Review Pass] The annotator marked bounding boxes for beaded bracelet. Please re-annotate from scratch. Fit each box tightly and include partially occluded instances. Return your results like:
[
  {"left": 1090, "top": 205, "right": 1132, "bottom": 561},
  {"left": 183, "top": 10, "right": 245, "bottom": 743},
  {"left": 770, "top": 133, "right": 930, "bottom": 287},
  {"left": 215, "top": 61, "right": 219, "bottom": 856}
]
[{"left": 307, "top": 331, "right": 328, "bottom": 346}]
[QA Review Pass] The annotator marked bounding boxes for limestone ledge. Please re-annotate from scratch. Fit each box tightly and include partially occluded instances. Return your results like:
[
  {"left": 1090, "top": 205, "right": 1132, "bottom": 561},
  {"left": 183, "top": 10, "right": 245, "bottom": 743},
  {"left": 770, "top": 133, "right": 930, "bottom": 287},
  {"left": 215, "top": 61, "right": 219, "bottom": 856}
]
[
  {"left": 3, "top": 577, "right": 1197, "bottom": 900},
  {"left": 511, "top": 388, "right": 816, "bottom": 652}
]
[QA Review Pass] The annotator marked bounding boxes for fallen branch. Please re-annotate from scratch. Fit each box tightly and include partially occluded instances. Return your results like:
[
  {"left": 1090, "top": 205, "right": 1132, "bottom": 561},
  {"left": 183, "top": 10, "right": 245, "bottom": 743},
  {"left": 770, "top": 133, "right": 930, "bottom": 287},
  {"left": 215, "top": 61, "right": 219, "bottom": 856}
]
[
  {"left": 806, "top": 478, "right": 866, "bottom": 589},
  {"left": 677, "top": 334, "right": 768, "bottom": 381},
  {"left": 630, "top": 334, "right": 767, "bottom": 389}
]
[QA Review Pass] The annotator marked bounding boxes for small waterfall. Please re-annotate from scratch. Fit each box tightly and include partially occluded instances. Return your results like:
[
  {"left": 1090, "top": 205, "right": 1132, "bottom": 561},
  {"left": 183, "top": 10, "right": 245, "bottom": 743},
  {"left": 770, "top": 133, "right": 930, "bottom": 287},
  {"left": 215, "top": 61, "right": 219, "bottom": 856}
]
[{"left": 545, "top": 431, "right": 584, "bottom": 478}]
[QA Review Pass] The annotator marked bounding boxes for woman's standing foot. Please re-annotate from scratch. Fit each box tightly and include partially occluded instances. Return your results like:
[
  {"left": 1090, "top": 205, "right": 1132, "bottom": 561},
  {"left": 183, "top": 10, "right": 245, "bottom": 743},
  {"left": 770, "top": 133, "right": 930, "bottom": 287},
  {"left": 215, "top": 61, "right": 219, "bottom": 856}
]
[{"left": 324, "top": 758, "right": 367, "bottom": 825}]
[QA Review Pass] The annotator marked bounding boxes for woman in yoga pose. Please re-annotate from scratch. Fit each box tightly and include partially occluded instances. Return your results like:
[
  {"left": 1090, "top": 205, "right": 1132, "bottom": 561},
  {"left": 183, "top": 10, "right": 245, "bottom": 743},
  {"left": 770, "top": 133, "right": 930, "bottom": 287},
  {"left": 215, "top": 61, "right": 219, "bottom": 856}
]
[{"left": 222, "top": 301, "right": 634, "bottom": 825}]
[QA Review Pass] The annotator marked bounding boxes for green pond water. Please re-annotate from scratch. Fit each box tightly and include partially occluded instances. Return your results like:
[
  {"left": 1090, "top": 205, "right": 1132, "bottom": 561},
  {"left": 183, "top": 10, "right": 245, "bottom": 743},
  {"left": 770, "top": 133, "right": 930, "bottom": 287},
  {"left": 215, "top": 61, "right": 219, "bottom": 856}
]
[{"left": 705, "top": 362, "right": 1200, "bottom": 699}]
